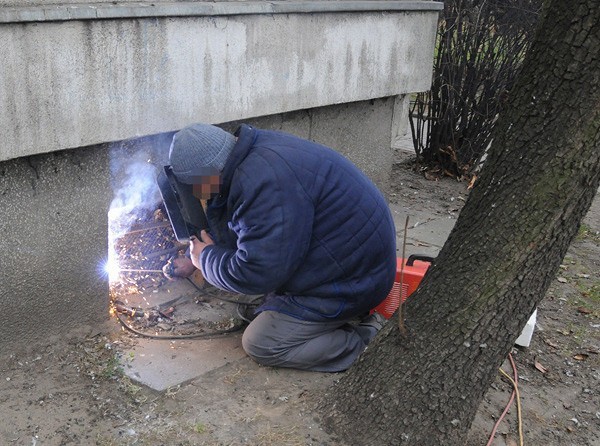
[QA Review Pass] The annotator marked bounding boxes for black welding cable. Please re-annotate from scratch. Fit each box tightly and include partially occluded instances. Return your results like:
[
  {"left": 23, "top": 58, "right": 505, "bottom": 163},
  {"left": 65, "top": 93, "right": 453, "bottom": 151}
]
[
  {"left": 114, "top": 280, "right": 262, "bottom": 339},
  {"left": 116, "top": 312, "right": 246, "bottom": 340},
  {"left": 185, "top": 277, "right": 264, "bottom": 306},
  {"left": 114, "top": 277, "right": 263, "bottom": 339},
  {"left": 184, "top": 279, "right": 264, "bottom": 323}
]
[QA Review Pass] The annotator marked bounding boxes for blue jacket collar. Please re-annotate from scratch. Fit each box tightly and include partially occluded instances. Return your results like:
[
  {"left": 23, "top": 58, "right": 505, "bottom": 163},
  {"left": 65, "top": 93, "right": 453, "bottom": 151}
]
[{"left": 219, "top": 124, "right": 256, "bottom": 196}]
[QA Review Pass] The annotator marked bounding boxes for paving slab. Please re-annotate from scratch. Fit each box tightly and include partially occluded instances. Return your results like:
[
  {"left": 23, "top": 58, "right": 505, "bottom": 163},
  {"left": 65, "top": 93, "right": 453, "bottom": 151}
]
[
  {"left": 116, "top": 276, "right": 252, "bottom": 391},
  {"left": 390, "top": 203, "right": 457, "bottom": 258},
  {"left": 122, "top": 334, "right": 246, "bottom": 391}
]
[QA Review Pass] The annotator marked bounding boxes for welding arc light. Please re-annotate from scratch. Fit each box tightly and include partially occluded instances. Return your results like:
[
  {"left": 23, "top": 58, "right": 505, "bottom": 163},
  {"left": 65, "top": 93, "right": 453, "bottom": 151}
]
[{"left": 103, "top": 258, "right": 121, "bottom": 281}]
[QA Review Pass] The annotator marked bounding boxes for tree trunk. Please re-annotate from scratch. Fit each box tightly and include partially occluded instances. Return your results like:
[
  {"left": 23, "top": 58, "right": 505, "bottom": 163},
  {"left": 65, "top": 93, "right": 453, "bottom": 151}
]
[{"left": 320, "top": 1, "right": 600, "bottom": 444}]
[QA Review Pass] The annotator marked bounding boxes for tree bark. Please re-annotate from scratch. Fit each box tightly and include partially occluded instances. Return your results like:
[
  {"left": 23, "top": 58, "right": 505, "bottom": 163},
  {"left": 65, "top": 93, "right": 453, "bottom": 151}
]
[{"left": 320, "top": 1, "right": 600, "bottom": 444}]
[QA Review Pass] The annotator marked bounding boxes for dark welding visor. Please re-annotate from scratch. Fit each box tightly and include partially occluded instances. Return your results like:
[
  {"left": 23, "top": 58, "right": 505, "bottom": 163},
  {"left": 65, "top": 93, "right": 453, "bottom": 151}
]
[{"left": 157, "top": 165, "right": 208, "bottom": 243}]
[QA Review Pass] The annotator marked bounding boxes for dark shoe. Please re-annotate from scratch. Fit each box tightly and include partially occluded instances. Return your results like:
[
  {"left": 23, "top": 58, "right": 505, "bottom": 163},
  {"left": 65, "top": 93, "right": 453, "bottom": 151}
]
[
  {"left": 237, "top": 303, "right": 260, "bottom": 323},
  {"left": 358, "top": 312, "right": 386, "bottom": 331}
]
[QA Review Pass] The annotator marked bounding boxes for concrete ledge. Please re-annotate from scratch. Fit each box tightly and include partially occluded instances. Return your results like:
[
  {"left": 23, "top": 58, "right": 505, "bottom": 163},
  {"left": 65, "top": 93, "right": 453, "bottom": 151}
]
[
  {"left": 0, "top": 1, "right": 443, "bottom": 24},
  {"left": 1, "top": 7, "right": 440, "bottom": 162}
]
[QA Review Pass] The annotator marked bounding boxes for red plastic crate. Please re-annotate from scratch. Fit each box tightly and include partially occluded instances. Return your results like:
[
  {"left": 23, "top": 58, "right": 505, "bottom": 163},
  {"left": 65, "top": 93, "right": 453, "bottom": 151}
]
[{"left": 371, "top": 255, "right": 433, "bottom": 319}]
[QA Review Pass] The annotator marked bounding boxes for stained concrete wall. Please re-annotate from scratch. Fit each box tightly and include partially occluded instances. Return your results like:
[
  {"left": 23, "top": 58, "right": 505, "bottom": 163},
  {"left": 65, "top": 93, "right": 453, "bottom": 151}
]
[
  {"left": 225, "top": 97, "right": 396, "bottom": 191},
  {"left": 0, "top": 1, "right": 441, "bottom": 162},
  {"left": 0, "top": 2, "right": 441, "bottom": 348},
  {"left": 2, "top": 0, "right": 196, "bottom": 5},
  {"left": 0, "top": 145, "right": 111, "bottom": 347}
]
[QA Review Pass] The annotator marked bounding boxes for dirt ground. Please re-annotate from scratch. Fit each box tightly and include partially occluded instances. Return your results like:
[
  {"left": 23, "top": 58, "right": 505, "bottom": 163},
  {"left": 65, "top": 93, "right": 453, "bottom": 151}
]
[{"left": 1, "top": 156, "right": 598, "bottom": 446}]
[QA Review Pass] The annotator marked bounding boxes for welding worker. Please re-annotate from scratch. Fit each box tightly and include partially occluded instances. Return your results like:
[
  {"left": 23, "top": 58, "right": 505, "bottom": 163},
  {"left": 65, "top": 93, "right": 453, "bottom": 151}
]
[{"left": 167, "top": 123, "right": 396, "bottom": 372}]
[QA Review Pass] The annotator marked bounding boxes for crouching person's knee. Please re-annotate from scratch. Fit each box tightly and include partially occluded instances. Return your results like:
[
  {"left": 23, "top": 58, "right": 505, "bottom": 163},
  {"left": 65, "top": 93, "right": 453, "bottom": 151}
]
[{"left": 241, "top": 323, "right": 278, "bottom": 366}]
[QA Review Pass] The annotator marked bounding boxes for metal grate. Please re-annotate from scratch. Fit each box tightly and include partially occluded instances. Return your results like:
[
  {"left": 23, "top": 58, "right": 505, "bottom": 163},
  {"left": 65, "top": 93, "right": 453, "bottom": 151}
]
[
  {"left": 108, "top": 207, "right": 184, "bottom": 296},
  {"left": 114, "top": 221, "right": 180, "bottom": 271}
]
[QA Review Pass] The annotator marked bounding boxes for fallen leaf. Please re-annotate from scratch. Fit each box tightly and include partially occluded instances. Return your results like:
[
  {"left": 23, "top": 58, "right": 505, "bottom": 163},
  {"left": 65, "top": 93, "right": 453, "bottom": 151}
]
[
  {"left": 557, "top": 277, "right": 568, "bottom": 283},
  {"left": 467, "top": 175, "right": 477, "bottom": 190},
  {"left": 577, "top": 307, "right": 592, "bottom": 314},
  {"left": 573, "top": 353, "right": 589, "bottom": 361},
  {"left": 424, "top": 171, "right": 439, "bottom": 181},
  {"left": 576, "top": 273, "right": 590, "bottom": 278},
  {"left": 534, "top": 360, "right": 548, "bottom": 374},
  {"left": 544, "top": 339, "right": 559, "bottom": 349}
]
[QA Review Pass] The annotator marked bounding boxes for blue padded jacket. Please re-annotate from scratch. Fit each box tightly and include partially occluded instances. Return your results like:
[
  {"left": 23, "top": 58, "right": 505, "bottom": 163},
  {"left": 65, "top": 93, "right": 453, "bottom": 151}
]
[{"left": 200, "top": 124, "right": 396, "bottom": 322}]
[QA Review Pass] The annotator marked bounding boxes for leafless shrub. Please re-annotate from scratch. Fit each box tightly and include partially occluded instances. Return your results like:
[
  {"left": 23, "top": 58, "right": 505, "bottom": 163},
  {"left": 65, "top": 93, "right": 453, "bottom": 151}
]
[{"left": 409, "top": 0, "right": 543, "bottom": 179}]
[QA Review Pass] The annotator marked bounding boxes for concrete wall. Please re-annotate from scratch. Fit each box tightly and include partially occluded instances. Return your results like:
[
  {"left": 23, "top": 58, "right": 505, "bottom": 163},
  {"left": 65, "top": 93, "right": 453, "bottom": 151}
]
[
  {"left": 2, "top": 0, "right": 189, "bottom": 5},
  {"left": 0, "top": 1, "right": 441, "bottom": 162},
  {"left": 0, "top": 1, "right": 441, "bottom": 348},
  {"left": 0, "top": 145, "right": 111, "bottom": 347},
  {"left": 225, "top": 97, "right": 396, "bottom": 191}
]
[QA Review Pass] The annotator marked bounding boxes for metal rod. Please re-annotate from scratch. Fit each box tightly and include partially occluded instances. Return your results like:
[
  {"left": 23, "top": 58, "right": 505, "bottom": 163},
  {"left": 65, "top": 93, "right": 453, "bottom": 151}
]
[
  {"left": 118, "top": 269, "right": 164, "bottom": 273},
  {"left": 144, "top": 246, "right": 182, "bottom": 259},
  {"left": 112, "top": 221, "right": 171, "bottom": 237}
]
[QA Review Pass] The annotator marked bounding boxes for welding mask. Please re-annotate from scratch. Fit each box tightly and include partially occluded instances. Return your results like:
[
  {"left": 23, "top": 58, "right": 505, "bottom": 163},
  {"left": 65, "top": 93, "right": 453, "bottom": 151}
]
[{"left": 157, "top": 165, "right": 209, "bottom": 243}]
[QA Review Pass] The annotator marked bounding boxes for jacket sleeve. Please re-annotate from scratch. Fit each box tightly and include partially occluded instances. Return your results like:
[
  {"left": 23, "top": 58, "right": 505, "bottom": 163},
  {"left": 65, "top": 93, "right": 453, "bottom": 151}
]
[{"left": 199, "top": 158, "right": 314, "bottom": 295}]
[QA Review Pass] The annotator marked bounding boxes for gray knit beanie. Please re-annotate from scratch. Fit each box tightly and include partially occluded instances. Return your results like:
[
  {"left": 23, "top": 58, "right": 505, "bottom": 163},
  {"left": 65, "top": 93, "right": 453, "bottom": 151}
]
[{"left": 169, "top": 123, "right": 236, "bottom": 184}]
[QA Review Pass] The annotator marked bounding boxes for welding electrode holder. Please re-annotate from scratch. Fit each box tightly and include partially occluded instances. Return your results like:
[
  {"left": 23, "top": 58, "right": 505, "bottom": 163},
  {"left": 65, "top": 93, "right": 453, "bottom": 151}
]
[{"left": 157, "top": 165, "right": 209, "bottom": 243}]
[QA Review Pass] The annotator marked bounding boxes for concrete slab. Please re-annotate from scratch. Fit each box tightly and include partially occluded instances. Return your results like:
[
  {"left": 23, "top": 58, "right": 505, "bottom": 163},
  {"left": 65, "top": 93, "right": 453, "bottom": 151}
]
[
  {"left": 113, "top": 269, "right": 254, "bottom": 391},
  {"left": 389, "top": 203, "right": 457, "bottom": 258},
  {"left": 122, "top": 334, "right": 246, "bottom": 391}
]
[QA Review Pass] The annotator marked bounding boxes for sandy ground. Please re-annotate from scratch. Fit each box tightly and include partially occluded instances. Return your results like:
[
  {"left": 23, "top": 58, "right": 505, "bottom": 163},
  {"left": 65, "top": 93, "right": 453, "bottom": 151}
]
[{"left": 1, "top": 156, "right": 598, "bottom": 446}]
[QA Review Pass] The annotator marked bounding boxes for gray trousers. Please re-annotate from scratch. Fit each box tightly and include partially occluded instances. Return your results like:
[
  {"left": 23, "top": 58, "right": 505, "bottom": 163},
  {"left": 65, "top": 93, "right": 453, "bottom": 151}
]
[{"left": 241, "top": 311, "right": 378, "bottom": 372}]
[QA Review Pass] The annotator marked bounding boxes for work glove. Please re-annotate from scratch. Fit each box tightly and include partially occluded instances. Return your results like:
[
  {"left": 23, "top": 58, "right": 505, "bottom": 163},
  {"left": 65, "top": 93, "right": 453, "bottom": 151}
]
[{"left": 162, "top": 253, "right": 196, "bottom": 280}]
